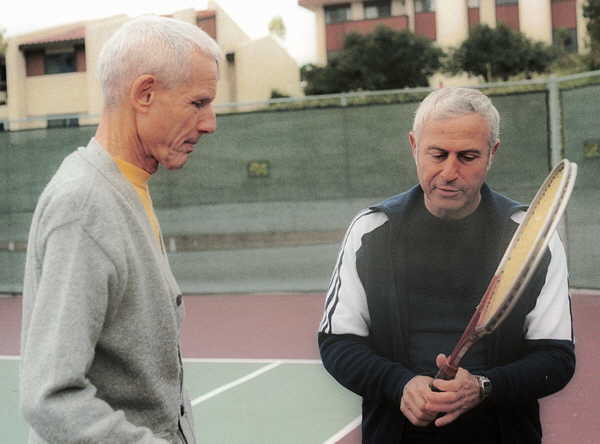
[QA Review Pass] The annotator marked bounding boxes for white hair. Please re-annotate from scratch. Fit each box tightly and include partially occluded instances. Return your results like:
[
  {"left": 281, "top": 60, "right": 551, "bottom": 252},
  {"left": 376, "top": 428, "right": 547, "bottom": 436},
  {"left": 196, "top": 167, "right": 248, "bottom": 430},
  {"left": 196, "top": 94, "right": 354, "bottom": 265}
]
[
  {"left": 97, "top": 15, "right": 223, "bottom": 107},
  {"left": 412, "top": 87, "right": 500, "bottom": 151}
]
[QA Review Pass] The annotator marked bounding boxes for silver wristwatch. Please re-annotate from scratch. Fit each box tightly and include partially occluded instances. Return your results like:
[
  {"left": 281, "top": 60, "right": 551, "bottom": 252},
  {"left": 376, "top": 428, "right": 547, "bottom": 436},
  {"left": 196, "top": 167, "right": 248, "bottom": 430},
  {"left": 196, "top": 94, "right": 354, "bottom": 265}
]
[{"left": 477, "top": 375, "right": 492, "bottom": 400}]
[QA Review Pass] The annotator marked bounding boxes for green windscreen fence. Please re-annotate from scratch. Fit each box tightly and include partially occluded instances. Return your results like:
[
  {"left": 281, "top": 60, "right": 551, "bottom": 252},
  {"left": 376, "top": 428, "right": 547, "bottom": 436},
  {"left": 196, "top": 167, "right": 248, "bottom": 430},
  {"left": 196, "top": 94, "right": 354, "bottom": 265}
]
[
  {"left": 1, "top": 88, "right": 597, "bottom": 291},
  {"left": 562, "top": 85, "right": 600, "bottom": 289}
]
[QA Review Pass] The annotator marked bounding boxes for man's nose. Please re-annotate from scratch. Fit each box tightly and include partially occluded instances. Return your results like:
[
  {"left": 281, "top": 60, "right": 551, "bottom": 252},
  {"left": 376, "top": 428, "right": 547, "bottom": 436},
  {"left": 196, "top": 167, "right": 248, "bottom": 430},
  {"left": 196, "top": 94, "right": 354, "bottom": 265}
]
[
  {"left": 440, "top": 156, "right": 459, "bottom": 181},
  {"left": 198, "top": 105, "right": 217, "bottom": 134}
]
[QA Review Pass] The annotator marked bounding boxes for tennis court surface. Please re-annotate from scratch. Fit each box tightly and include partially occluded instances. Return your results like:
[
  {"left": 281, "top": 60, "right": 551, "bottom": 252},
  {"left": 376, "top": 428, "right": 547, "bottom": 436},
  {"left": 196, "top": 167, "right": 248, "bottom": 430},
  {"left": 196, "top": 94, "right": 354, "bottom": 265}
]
[{"left": 1, "top": 290, "right": 599, "bottom": 443}]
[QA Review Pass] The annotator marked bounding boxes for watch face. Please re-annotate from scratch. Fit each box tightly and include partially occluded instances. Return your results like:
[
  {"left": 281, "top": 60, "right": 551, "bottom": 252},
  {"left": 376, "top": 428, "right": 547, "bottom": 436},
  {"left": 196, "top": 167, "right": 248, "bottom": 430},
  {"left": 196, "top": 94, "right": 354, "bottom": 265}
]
[{"left": 479, "top": 376, "right": 492, "bottom": 399}]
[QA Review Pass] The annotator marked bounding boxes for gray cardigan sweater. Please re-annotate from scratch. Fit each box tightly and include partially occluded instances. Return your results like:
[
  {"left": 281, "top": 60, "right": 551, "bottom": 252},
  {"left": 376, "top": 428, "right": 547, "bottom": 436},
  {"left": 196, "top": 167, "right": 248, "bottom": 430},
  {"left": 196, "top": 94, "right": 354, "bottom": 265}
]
[{"left": 21, "top": 139, "right": 195, "bottom": 444}]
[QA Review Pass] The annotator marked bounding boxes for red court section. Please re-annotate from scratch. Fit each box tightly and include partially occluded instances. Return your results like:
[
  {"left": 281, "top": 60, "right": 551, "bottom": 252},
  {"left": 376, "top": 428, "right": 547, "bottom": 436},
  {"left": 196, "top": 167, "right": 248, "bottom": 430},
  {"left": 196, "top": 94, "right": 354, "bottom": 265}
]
[{"left": 2, "top": 291, "right": 599, "bottom": 444}]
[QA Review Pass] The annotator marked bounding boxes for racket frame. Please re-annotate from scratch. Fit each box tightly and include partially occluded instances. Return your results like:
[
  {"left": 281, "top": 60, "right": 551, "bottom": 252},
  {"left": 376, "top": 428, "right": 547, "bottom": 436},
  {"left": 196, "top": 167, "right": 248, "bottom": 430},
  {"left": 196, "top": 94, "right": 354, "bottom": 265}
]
[{"left": 435, "top": 159, "right": 577, "bottom": 380}]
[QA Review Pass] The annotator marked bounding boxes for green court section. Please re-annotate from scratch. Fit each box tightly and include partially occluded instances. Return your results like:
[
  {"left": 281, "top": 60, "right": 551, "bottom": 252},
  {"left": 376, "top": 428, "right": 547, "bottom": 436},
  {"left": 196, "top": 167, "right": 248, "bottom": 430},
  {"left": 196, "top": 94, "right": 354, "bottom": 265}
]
[
  {"left": 190, "top": 362, "right": 360, "bottom": 444},
  {"left": 0, "top": 358, "right": 26, "bottom": 444},
  {"left": 0, "top": 358, "right": 361, "bottom": 444}
]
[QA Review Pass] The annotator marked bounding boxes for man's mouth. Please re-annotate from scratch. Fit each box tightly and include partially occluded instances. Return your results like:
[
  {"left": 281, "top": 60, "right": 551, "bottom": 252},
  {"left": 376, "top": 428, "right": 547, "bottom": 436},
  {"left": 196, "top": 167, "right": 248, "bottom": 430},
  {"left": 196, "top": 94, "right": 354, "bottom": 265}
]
[{"left": 434, "top": 186, "right": 461, "bottom": 196}]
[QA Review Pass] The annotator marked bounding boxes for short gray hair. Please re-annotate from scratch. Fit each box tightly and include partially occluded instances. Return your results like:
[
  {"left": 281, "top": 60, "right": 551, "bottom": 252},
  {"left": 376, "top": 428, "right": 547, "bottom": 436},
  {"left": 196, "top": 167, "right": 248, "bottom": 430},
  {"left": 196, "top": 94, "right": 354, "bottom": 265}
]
[
  {"left": 412, "top": 87, "right": 500, "bottom": 150},
  {"left": 97, "top": 15, "right": 223, "bottom": 107}
]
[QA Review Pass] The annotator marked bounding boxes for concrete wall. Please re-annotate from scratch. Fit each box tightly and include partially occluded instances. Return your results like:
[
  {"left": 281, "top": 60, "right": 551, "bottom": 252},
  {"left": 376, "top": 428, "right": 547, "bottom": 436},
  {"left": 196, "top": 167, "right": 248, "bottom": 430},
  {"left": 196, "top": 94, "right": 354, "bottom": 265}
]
[{"left": 25, "top": 73, "right": 87, "bottom": 116}]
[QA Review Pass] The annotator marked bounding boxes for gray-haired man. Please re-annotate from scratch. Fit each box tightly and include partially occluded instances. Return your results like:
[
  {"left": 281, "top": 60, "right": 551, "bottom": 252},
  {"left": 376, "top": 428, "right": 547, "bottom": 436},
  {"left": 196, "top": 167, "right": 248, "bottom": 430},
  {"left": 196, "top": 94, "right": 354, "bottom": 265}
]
[
  {"left": 319, "top": 87, "right": 575, "bottom": 443},
  {"left": 21, "top": 16, "right": 221, "bottom": 443}
]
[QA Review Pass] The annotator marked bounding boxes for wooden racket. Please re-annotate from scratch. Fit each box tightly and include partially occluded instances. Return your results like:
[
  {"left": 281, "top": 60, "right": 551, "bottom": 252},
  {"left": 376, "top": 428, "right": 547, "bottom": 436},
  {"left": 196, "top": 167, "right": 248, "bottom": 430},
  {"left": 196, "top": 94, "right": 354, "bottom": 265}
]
[{"left": 434, "top": 159, "right": 578, "bottom": 381}]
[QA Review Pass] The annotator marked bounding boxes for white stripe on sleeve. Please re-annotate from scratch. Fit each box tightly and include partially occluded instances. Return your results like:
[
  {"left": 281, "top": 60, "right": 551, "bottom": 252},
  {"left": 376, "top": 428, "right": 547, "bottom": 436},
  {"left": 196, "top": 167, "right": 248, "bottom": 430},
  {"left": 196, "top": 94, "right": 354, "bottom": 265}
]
[
  {"left": 524, "top": 230, "right": 573, "bottom": 341},
  {"left": 320, "top": 209, "right": 388, "bottom": 336}
]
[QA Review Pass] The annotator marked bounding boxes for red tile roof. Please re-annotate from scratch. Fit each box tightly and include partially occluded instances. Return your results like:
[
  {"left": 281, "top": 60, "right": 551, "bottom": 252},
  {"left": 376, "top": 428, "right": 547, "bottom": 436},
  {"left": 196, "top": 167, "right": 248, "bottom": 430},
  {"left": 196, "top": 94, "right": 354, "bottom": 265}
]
[
  {"left": 197, "top": 9, "right": 216, "bottom": 19},
  {"left": 298, "top": 0, "right": 349, "bottom": 8},
  {"left": 19, "top": 25, "right": 85, "bottom": 47}
]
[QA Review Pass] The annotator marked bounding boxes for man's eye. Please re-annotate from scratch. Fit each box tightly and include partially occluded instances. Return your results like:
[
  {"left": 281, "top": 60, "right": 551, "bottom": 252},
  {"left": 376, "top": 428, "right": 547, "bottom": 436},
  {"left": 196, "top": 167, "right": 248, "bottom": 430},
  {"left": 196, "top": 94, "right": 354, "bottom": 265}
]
[
  {"left": 192, "top": 100, "right": 209, "bottom": 108},
  {"left": 461, "top": 154, "right": 478, "bottom": 162}
]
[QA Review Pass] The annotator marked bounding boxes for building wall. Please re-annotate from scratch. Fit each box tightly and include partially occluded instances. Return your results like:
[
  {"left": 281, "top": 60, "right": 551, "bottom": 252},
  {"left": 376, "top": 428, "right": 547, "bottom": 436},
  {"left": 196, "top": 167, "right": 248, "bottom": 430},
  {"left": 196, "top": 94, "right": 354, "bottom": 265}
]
[
  {"left": 25, "top": 72, "right": 88, "bottom": 116},
  {"left": 82, "top": 15, "right": 128, "bottom": 126},
  {"left": 520, "top": 0, "right": 552, "bottom": 44},
  {"left": 495, "top": 3, "right": 520, "bottom": 31},
  {"left": 326, "top": 16, "right": 409, "bottom": 52},
  {"left": 235, "top": 37, "right": 303, "bottom": 104},
  {"left": 436, "top": 0, "right": 468, "bottom": 48}
]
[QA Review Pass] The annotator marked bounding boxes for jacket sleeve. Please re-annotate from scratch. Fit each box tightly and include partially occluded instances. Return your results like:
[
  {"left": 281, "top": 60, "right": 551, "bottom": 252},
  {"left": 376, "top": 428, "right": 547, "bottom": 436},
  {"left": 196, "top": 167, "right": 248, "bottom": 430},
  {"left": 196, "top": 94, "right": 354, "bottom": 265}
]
[
  {"left": 318, "top": 210, "right": 415, "bottom": 404},
  {"left": 481, "top": 232, "right": 576, "bottom": 405},
  {"left": 20, "top": 221, "right": 168, "bottom": 444}
]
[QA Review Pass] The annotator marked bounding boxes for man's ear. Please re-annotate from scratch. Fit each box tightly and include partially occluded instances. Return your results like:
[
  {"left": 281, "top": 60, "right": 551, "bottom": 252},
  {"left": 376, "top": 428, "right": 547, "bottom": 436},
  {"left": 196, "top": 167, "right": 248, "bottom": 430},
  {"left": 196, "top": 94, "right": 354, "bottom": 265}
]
[
  {"left": 408, "top": 132, "right": 418, "bottom": 157},
  {"left": 491, "top": 140, "right": 500, "bottom": 157},
  {"left": 130, "top": 75, "right": 157, "bottom": 112}
]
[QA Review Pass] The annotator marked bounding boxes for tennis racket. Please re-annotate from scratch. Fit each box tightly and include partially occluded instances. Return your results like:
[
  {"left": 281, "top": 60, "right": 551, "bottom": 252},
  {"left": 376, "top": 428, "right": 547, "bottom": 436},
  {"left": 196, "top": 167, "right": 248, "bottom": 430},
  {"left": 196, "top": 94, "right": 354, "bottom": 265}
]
[{"left": 434, "top": 159, "right": 578, "bottom": 381}]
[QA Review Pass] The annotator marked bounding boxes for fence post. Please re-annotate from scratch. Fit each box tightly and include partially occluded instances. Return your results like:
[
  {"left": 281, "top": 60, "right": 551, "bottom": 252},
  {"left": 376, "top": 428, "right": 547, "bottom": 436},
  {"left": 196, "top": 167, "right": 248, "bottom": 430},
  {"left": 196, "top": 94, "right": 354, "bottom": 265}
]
[
  {"left": 546, "top": 76, "right": 569, "bottom": 254},
  {"left": 547, "top": 76, "right": 563, "bottom": 167}
]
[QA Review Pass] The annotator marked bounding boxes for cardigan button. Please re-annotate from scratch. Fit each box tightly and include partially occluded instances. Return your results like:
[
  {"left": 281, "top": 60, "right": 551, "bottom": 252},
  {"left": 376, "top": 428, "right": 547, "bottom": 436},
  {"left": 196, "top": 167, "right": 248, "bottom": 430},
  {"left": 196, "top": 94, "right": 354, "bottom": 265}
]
[
  {"left": 176, "top": 294, "right": 182, "bottom": 306},
  {"left": 180, "top": 404, "right": 185, "bottom": 416}
]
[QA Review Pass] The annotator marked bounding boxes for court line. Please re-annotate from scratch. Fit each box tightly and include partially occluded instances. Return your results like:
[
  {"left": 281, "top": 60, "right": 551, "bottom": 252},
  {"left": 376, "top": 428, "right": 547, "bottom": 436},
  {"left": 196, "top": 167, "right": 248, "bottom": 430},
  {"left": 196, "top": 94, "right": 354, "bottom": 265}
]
[
  {"left": 0, "top": 355, "right": 322, "bottom": 364},
  {"left": 322, "top": 415, "right": 362, "bottom": 444},
  {"left": 183, "top": 357, "right": 321, "bottom": 365},
  {"left": 191, "top": 361, "right": 282, "bottom": 406}
]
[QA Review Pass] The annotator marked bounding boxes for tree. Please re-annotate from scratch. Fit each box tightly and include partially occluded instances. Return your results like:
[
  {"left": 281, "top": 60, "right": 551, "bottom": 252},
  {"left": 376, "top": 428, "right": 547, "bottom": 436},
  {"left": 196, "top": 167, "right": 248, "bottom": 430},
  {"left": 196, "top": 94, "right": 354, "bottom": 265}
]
[
  {"left": 302, "top": 26, "right": 443, "bottom": 95},
  {"left": 446, "top": 24, "right": 558, "bottom": 82},
  {"left": 268, "top": 16, "right": 286, "bottom": 40},
  {"left": 0, "top": 26, "right": 6, "bottom": 55},
  {"left": 583, "top": 0, "right": 600, "bottom": 68}
]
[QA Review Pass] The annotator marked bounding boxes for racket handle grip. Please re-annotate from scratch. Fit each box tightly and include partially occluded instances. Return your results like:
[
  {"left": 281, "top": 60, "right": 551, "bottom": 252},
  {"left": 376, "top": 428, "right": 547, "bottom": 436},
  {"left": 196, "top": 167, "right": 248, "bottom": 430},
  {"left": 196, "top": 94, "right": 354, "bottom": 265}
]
[
  {"left": 429, "top": 364, "right": 458, "bottom": 393},
  {"left": 434, "top": 363, "right": 458, "bottom": 381}
]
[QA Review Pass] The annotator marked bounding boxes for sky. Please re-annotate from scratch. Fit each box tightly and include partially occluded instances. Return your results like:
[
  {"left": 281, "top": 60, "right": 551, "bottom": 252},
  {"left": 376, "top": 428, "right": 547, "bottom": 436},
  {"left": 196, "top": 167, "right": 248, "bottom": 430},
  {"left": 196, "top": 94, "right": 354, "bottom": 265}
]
[{"left": 1, "top": 0, "right": 317, "bottom": 64}]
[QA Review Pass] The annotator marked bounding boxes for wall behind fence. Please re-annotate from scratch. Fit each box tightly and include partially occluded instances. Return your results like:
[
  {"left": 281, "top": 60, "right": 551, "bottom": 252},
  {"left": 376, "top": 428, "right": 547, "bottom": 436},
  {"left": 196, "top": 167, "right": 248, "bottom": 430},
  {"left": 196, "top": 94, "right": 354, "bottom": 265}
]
[{"left": 1, "top": 88, "right": 597, "bottom": 291}]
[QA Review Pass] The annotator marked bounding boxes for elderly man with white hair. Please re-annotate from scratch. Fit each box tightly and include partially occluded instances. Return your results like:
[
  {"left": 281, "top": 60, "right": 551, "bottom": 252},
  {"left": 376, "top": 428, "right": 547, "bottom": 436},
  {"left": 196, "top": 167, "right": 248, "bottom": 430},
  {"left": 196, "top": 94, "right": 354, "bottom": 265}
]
[
  {"left": 20, "top": 16, "right": 221, "bottom": 444},
  {"left": 318, "top": 87, "right": 575, "bottom": 444}
]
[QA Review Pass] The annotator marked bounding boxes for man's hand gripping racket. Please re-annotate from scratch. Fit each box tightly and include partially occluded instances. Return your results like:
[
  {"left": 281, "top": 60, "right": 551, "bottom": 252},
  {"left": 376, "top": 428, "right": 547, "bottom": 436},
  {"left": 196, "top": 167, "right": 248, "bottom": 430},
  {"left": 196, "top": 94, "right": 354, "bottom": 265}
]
[{"left": 434, "top": 159, "right": 578, "bottom": 383}]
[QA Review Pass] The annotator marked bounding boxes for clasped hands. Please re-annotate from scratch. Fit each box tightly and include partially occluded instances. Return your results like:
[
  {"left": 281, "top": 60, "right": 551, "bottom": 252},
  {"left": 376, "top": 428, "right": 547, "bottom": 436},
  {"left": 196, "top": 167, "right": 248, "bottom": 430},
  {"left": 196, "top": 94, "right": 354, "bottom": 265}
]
[{"left": 400, "top": 353, "right": 482, "bottom": 427}]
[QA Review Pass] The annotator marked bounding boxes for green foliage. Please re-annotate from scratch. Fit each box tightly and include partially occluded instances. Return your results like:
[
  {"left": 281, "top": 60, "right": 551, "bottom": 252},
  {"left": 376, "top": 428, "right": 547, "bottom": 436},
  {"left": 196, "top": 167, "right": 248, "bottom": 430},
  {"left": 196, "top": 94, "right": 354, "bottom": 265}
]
[
  {"left": 0, "top": 26, "right": 6, "bottom": 55},
  {"left": 302, "top": 26, "right": 443, "bottom": 95},
  {"left": 583, "top": 0, "right": 600, "bottom": 69},
  {"left": 446, "top": 24, "right": 558, "bottom": 82},
  {"left": 268, "top": 16, "right": 286, "bottom": 40}
]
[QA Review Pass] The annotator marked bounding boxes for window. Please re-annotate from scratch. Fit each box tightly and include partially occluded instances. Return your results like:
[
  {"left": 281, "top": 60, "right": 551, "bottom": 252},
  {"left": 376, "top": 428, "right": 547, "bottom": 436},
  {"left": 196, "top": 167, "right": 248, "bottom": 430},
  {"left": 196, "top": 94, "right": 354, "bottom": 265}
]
[
  {"left": 44, "top": 51, "right": 76, "bottom": 75},
  {"left": 496, "top": 0, "right": 518, "bottom": 5},
  {"left": 325, "top": 3, "right": 351, "bottom": 24},
  {"left": 364, "top": 0, "right": 391, "bottom": 19},
  {"left": 553, "top": 28, "right": 578, "bottom": 52},
  {"left": 47, "top": 118, "right": 79, "bottom": 129},
  {"left": 415, "top": 0, "right": 435, "bottom": 13},
  {"left": 467, "top": 0, "right": 480, "bottom": 7}
]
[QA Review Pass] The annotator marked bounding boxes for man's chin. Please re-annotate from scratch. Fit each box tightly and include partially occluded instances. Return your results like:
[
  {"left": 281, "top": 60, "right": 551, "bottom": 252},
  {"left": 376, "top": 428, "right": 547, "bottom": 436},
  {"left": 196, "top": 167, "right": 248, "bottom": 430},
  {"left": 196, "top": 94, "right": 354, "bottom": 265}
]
[{"left": 162, "top": 154, "right": 190, "bottom": 170}]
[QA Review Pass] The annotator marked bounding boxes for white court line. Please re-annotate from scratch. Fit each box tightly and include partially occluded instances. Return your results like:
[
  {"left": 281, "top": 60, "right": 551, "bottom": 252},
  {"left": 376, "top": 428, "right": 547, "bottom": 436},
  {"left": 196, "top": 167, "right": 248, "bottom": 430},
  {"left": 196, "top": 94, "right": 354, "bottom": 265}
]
[
  {"left": 322, "top": 415, "right": 362, "bottom": 444},
  {"left": 191, "top": 361, "right": 282, "bottom": 406},
  {"left": 183, "top": 357, "right": 321, "bottom": 365},
  {"left": 0, "top": 355, "right": 322, "bottom": 365}
]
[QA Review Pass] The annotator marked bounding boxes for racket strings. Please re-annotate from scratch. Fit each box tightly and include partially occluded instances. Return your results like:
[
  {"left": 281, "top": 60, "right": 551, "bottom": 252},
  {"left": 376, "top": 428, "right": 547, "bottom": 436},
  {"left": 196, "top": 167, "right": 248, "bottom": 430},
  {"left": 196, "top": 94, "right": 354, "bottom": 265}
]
[{"left": 477, "top": 165, "right": 567, "bottom": 328}]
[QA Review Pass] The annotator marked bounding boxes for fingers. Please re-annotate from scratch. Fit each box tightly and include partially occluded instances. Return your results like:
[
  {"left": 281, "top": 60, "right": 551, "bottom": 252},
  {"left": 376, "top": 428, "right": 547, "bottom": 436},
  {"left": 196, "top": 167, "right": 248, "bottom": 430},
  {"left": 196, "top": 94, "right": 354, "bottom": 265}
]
[
  {"left": 426, "top": 369, "right": 481, "bottom": 427},
  {"left": 400, "top": 376, "right": 437, "bottom": 426},
  {"left": 435, "top": 353, "right": 448, "bottom": 369}
]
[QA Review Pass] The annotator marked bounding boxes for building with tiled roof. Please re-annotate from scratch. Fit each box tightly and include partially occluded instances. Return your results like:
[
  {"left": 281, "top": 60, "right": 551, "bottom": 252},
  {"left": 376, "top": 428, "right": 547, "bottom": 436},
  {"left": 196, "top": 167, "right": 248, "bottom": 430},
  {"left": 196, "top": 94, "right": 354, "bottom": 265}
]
[
  {"left": 0, "top": 1, "right": 303, "bottom": 131},
  {"left": 299, "top": 0, "right": 588, "bottom": 86}
]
